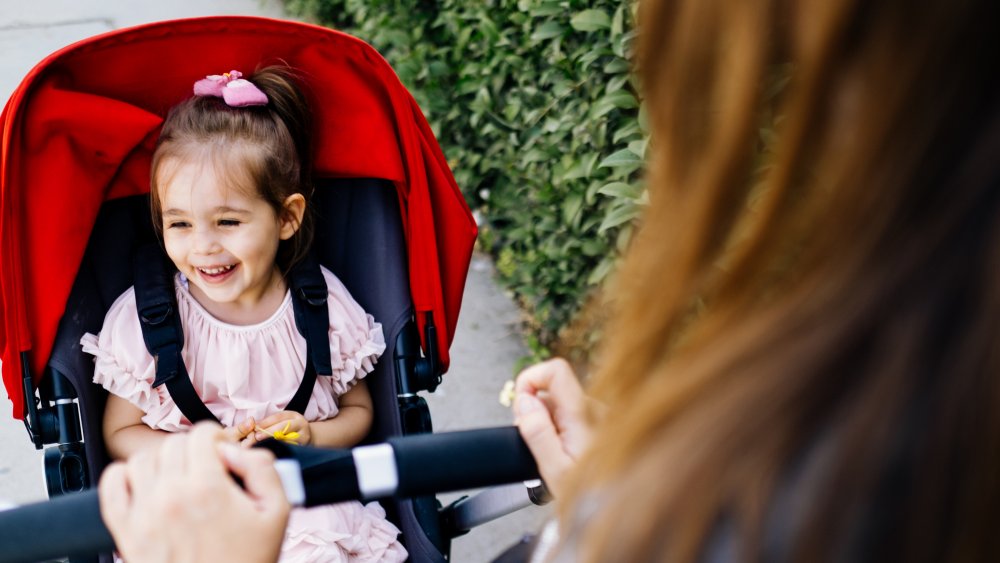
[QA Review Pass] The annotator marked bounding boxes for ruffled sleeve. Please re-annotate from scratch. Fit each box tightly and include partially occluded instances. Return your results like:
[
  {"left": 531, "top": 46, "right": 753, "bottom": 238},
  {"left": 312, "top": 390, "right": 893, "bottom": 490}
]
[
  {"left": 79, "top": 288, "right": 184, "bottom": 430},
  {"left": 319, "top": 267, "right": 386, "bottom": 396}
]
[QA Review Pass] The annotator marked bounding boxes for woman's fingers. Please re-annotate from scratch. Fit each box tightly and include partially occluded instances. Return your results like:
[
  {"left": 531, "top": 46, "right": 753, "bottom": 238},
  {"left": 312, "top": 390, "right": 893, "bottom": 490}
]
[
  {"left": 219, "top": 445, "right": 289, "bottom": 517},
  {"left": 98, "top": 422, "right": 290, "bottom": 563},
  {"left": 97, "top": 463, "right": 131, "bottom": 540},
  {"left": 515, "top": 392, "right": 576, "bottom": 498},
  {"left": 515, "top": 358, "right": 586, "bottom": 406},
  {"left": 185, "top": 422, "right": 229, "bottom": 483},
  {"left": 513, "top": 358, "right": 593, "bottom": 498}
]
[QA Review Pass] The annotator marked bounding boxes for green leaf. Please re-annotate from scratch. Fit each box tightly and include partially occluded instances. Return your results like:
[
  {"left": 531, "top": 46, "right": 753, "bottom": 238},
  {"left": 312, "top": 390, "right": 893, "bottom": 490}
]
[
  {"left": 604, "top": 89, "right": 637, "bottom": 109},
  {"left": 587, "top": 257, "right": 615, "bottom": 285},
  {"left": 611, "top": 5, "right": 625, "bottom": 38},
  {"left": 603, "top": 58, "right": 631, "bottom": 74},
  {"left": 628, "top": 139, "right": 647, "bottom": 157},
  {"left": 531, "top": 21, "right": 565, "bottom": 41},
  {"left": 577, "top": 49, "right": 604, "bottom": 68},
  {"left": 605, "top": 75, "right": 629, "bottom": 95},
  {"left": 562, "top": 194, "right": 583, "bottom": 226},
  {"left": 589, "top": 99, "right": 617, "bottom": 120},
  {"left": 599, "top": 201, "right": 641, "bottom": 233},
  {"left": 598, "top": 181, "right": 643, "bottom": 200},
  {"left": 522, "top": 148, "right": 549, "bottom": 164},
  {"left": 613, "top": 121, "right": 642, "bottom": 143},
  {"left": 570, "top": 9, "right": 612, "bottom": 32},
  {"left": 599, "top": 149, "right": 643, "bottom": 169},
  {"left": 581, "top": 239, "right": 605, "bottom": 257},
  {"left": 532, "top": 2, "right": 566, "bottom": 17}
]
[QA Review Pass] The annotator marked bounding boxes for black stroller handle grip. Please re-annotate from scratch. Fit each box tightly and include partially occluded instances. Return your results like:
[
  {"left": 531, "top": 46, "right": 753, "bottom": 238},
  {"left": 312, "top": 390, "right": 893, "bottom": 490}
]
[
  {"left": 0, "top": 427, "right": 539, "bottom": 563},
  {"left": 389, "top": 426, "right": 539, "bottom": 497},
  {"left": 0, "top": 487, "right": 112, "bottom": 562}
]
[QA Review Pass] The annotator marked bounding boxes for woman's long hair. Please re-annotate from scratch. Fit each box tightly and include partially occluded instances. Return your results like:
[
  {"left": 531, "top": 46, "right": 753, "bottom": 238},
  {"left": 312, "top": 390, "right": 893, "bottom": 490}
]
[{"left": 563, "top": 0, "right": 1000, "bottom": 560}]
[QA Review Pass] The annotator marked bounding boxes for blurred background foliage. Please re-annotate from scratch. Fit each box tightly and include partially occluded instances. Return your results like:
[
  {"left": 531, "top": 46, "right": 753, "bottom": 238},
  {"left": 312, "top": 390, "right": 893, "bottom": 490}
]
[{"left": 284, "top": 0, "right": 645, "bottom": 360}]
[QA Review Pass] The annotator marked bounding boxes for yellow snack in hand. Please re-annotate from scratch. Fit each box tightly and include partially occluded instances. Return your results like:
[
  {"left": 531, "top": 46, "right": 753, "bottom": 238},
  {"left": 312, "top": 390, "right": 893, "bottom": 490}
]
[{"left": 258, "top": 421, "right": 301, "bottom": 444}]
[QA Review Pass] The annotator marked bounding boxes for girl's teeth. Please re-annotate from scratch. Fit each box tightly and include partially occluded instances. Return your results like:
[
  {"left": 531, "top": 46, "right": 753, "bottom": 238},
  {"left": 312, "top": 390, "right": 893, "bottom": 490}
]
[{"left": 200, "top": 265, "right": 234, "bottom": 275}]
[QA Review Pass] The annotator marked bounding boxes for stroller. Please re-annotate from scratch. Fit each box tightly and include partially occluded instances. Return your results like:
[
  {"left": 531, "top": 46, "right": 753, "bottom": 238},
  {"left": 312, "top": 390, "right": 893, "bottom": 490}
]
[{"left": 0, "top": 16, "right": 539, "bottom": 562}]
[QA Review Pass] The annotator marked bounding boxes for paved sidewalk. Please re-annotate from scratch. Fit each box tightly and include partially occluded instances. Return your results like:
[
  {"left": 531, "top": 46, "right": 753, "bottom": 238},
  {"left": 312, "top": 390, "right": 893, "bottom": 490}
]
[{"left": 0, "top": 3, "right": 547, "bottom": 561}]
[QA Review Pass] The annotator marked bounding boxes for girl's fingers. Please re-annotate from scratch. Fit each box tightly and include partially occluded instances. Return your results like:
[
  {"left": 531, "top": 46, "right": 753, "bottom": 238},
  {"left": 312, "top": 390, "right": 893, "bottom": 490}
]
[
  {"left": 224, "top": 417, "right": 256, "bottom": 442},
  {"left": 254, "top": 411, "right": 293, "bottom": 429}
]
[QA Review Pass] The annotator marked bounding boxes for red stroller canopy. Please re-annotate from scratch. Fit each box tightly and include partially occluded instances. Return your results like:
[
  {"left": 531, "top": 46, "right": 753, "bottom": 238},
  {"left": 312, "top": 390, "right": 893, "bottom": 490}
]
[{"left": 0, "top": 16, "right": 477, "bottom": 419}]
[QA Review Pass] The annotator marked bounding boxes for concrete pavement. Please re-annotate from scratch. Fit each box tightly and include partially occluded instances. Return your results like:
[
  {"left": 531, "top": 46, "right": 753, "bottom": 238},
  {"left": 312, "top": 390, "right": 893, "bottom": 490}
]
[{"left": 0, "top": 3, "right": 548, "bottom": 561}]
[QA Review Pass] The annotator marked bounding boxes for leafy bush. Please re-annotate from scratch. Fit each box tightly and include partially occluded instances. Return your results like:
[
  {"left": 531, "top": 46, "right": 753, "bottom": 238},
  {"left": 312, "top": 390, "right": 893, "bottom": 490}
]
[{"left": 285, "top": 0, "right": 646, "bottom": 348}]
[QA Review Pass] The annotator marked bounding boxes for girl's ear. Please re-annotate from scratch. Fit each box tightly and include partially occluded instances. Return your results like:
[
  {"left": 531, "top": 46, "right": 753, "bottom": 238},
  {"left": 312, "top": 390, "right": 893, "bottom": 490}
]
[{"left": 279, "top": 193, "right": 306, "bottom": 240}]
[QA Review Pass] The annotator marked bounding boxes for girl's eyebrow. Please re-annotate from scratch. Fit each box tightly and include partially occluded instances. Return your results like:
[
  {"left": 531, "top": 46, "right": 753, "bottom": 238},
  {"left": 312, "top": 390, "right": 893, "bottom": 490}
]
[{"left": 162, "top": 206, "right": 252, "bottom": 217}]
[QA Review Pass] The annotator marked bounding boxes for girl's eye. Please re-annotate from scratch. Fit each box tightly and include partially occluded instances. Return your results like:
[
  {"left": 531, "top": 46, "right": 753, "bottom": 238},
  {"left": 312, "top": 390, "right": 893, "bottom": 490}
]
[
  {"left": 167, "top": 221, "right": 190, "bottom": 229},
  {"left": 218, "top": 219, "right": 241, "bottom": 227}
]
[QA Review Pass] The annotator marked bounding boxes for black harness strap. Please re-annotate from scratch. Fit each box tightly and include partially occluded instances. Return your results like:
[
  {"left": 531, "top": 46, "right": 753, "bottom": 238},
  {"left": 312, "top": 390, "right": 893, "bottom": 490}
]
[
  {"left": 133, "top": 244, "right": 332, "bottom": 424},
  {"left": 134, "top": 245, "right": 218, "bottom": 424},
  {"left": 285, "top": 254, "right": 333, "bottom": 414}
]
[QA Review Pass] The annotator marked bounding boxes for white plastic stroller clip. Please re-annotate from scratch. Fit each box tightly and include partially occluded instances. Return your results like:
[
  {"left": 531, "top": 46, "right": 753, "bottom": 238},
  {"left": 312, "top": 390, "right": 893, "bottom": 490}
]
[
  {"left": 274, "top": 459, "right": 306, "bottom": 507},
  {"left": 352, "top": 444, "right": 400, "bottom": 499}
]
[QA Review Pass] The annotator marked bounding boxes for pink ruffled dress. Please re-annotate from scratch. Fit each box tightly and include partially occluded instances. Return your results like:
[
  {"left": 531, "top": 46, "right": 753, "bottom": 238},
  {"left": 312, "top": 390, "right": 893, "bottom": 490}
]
[{"left": 81, "top": 266, "right": 408, "bottom": 563}]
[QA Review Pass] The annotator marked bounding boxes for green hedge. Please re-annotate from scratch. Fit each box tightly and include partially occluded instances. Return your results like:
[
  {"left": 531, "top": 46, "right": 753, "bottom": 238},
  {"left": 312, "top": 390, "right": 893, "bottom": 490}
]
[{"left": 285, "top": 0, "right": 646, "bottom": 350}]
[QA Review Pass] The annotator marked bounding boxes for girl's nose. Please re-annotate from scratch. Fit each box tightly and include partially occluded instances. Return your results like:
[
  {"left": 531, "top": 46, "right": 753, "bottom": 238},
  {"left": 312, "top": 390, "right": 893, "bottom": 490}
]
[{"left": 192, "top": 228, "right": 222, "bottom": 254}]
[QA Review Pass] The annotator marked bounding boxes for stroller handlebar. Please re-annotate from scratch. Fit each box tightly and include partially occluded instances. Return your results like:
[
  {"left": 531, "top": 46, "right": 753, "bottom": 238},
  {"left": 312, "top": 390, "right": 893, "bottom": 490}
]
[{"left": 0, "top": 426, "right": 540, "bottom": 563}]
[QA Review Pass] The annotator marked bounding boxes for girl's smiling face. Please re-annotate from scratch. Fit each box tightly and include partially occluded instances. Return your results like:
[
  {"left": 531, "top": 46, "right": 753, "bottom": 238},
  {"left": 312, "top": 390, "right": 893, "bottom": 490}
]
[{"left": 158, "top": 158, "right": 304, "bottom": 324}]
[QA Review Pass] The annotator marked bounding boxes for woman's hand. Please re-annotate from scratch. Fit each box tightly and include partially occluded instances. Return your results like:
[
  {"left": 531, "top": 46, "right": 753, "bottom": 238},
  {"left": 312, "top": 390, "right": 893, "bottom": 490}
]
[
  {"left": 514, "top": 358, "right": 593, "bottom": 499},
  {"left": 244, "top": 410, "right": 312, "bottom": 447},
  {"left": 98, "top": 422, "right": 290, "bottom": 563}
]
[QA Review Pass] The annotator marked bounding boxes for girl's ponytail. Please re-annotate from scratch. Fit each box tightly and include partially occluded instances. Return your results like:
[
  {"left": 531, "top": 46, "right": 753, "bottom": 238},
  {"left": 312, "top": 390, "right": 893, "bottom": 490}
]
[{"left": 249, "top": 66, "right": 314, "bottom": 192}]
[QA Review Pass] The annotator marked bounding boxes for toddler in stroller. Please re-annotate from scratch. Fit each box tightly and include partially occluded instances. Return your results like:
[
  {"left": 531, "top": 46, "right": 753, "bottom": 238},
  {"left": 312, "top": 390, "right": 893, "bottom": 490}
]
[
  {"left": 80, "top": 66, "right": 407, "bottom": 562},
  {"left": 1, "top": 15, "right": 480, "bottom": 563}
]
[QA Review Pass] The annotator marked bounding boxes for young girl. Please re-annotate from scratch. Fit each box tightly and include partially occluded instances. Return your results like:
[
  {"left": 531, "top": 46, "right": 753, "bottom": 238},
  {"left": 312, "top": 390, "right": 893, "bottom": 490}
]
[{"left": 81, "top": 67, "right": 408, "bottom": 563}]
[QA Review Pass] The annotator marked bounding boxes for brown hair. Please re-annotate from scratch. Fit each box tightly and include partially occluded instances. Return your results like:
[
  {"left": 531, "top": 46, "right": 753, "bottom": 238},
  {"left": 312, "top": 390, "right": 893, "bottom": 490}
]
[
  {"left": 562, "top": 0, "right": 1000, "bottom": 560},
  {"left": 150, "top": 66, "right": 315, "bottom": 274}
]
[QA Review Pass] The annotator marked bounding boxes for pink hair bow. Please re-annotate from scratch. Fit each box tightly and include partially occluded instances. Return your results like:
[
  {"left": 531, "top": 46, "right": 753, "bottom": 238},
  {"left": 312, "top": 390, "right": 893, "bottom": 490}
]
[{"left": 193, "top": 70, "right": 268, "bottom": 107}]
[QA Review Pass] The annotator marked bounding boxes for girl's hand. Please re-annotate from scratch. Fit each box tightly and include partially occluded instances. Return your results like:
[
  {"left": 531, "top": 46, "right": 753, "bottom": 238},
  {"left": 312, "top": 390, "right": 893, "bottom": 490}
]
[
  {"left": 99, "top": 422, "right": 290, "bottom": 563},
  {"left": 222, "top": 417, "right": 256, "bottom": 443},
  {"left": 243, "top": 411, "right": 312, "bottom": 447},
  {"left": 514, "top": 358, "right": 593, "bottom": 499}
]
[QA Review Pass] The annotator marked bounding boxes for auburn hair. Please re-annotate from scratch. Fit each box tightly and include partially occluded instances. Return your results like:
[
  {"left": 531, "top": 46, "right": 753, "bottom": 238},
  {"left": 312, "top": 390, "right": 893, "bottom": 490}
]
[
  {"left": 560, "top": 0, "right": 1000, "bottom": 560},
  {"left": 150, "top": 66, "right": 315, "bottom": 274}
]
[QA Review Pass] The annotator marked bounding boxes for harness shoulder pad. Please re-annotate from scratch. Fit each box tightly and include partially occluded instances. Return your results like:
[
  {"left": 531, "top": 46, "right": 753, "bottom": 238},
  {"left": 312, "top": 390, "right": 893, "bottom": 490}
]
[
  {"left": 288, "top": 255, "right": 334, "bottom": 377},
  {"left": 133, "top": 244, "right": 182, "bottom": 387}
]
